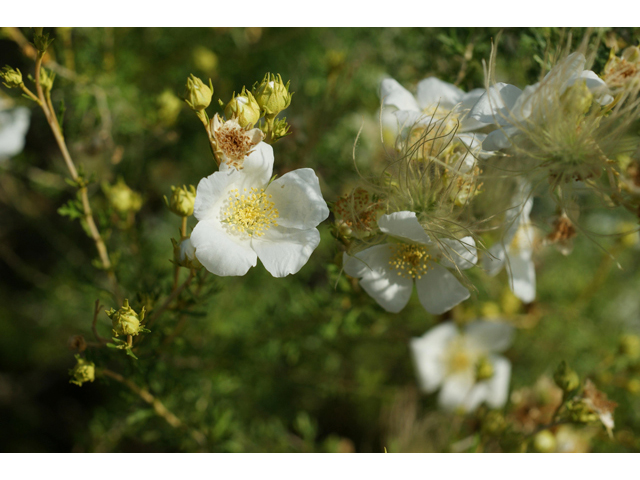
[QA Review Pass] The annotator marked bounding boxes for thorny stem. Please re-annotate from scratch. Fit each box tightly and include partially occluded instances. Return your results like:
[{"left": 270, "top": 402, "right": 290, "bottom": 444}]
[
  {"left": 101, "top": 368, "right": 205, "bottom": 445},
  {"left": 33, "top": 51, "right": 120, "bottom": 302}
]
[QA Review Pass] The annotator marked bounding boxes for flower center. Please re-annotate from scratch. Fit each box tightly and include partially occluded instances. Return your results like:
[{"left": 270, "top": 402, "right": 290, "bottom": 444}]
[
  {"left": 510, "top": 224, "right": 532, "bottom": 253},
  {"left": 221, "top": 188, "right": 279, "bottom": 238},
  {"left": 216, "top": 122, "right": 254, "bottom": 167},
  {"left": 388, "top": 244, "right": 432, "bottom": 279}
]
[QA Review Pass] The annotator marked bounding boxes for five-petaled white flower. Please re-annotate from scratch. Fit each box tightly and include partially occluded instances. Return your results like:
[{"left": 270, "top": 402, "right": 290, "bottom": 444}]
[
  {"left": 484, "top": 192, "right": 536, "bottom": 303},
  {"left": 191, "top": 142, "right": 329, "bottom": 277},
  {"left": 343, "top": 211, "right": 477, "bottom": 314},
  {"left": 468, "top": 52, "right": 613, "bottom": 151},
  {"left": 380, "top": 76, "right": 488, "bottom": 133},
  {"left": 410, "top": 320, "right": 514, "bottom": 412},
  {"left": 0, "top": 97, "right": 30, "bottom": 161}
]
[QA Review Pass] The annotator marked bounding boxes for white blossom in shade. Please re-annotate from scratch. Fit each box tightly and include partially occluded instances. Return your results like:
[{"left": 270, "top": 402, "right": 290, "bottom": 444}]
[
  {"left": 0, "top": 98, "right": 30, "bottom": 161},
  {"left": 468, "top": 52, "right": 613, "bottom": 151},
  {"left": 342, "top": 211, "right": 477, "bottom": 314},
  {"left": 190, "top": 142, "right": 329, "bottom": 277},
  {"left": 380, "top": 76, "right": 488, "bottom": 135},
  {"left": 410, "top": 320, "right": 514, "bottom": 412},
  {"left": 484, "top": 192, "right": 536, "bottom": 303}
]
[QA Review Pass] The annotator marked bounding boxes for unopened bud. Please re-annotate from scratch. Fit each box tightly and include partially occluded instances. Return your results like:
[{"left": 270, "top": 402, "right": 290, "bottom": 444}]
[
  {"left": 476, "top": 356, "right": 494, "bottom": 381},
  {"left": 39, "top": 67, "right": 55, "bottom": 93},
  {"left": 105, "top": 299, "right": 146, "bottom": 337},
  {"left": 69, "top": 354, "right": 95, "bottom": 386},
  {"left": 562, "top": 81, "right": 593, "bottom": 116},
  {"left": 165, "top": 185, "right": 196, "bottom": 217},
  {"left": 533, "top": 430, "right": 556, "bottom": 453},
  {"left": 103, "top": 177, "right": 143, "bottom": 215},
  {"left": 172, "top": 237, "right": 202, "bottom": 270},
  {"left": 619, "top": 334, "right": 640, "bottom": 360},
  {"left": 554, "top": 361, "right": 580, "bottom": 392},
  {"left": 622, "top": 46, "right": 640, "bottom": 63},
  {"left": 225, "top": 88, "right": 261, "bottom": 128},
  {"left": 252, "top": 73, "right": 292, "bottom": 117},
  {"left": 184, "top": 74, "right": 213, "bottom": 112},
  {"left": 1, "top": 66, "right": 23, "bottom": 89}
]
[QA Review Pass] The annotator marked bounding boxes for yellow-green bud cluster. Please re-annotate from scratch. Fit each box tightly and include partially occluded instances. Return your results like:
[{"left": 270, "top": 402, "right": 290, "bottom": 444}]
[
  {"left": 69, "top": 354, "right": 95, "bottom": 387},
  {"left": 553, "top": 360, "right": 580, "bottom": 393},
  {"left": 106, "top": 299, "right": 146, "bottom": 337},
  {"left": 252, "top": 73, "right": 292, "bottom": 117},
  {"left": 39, "top": 67, "right": 55, "bottom": 93},
  {"left": 103, "top": 177, "right": 143, "bottom": 215},
  {"left": 1, "top": 66, "right": 24, "bottom": 89},
  {"left": 165, "top": 185, "right": 196, "bottom": 217},
  {"left": 184, "top": 74, "right": 213, "bottom": 112},
  {"left": 225, "top": 87, "right": 261, "bottom": 128}
]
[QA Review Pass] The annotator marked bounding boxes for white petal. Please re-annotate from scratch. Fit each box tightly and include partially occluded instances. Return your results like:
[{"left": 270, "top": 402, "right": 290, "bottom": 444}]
[
  {"left": 415, "top": 263, "right": 470, "bottom": 315},
  {"left": 416, "top": 77, "right": 464, "bottom": 110},
  {"left": 439, "top": 236, "right": 477, "bottom": 270},
  {"left": 266, "top": 168, "right": 329, "bottom": 230},
  {"left": 483, "top": 355, "right": 511, "bottom": 409},
  {"left": 463, "top": 382, "right": 491, "bottom": 412},
  {"left": 393, "top": 109, "right": 431, "bottom": 129},
  {"left": 465, "top": 321, "right": 514, "bottom": 353},
  {"left": 0, "top": 107, "right": 30, "bottom": 159},
  {"left": 460, "top": 88, "right": 486, "bottom": 110},
  {"left": 378, "top": 211, "right": 432, "bottom": 245},
  {"left": 252, "top": 226, "right": 320, "bottom": 277},
  {"left": 191, "top": 220, "right": 257, "bottom": 276},
  {"left": 380, "top": 78, "right": 420, "bottom": 112},
  {"left": 238, "top": 141, "right": 275, "bottom": 187},
  {"left": 410, "top": 323, "right": 459, "bottom": 393},
  {"left": 507, "top": 250, "right": 536, "bottom": 303},
  {"left": 343, "top": 245, "right": 413, "bottom": 313},
  {"left": 467, "top": 83, "right": 522, "bottom": 125},
  {"left": 484, "top": 244, "right": 507, "bottom": 277},
  {"left": 482, "top": 127, "right": 516, "bottom": 151},
  {"left": 438, "top": 372, "right": 475, "bottom": 411},
  {"left": 193, "top": 170, "right": 237, "bottom": 222}
]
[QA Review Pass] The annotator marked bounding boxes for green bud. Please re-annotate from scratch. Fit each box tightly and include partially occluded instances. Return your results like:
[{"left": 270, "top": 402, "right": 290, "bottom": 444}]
[
  {"left": 225, "top": 88, "right": 261, "bottom": 128},
  {"left": 165, "top": 185, "right": 196, "bottom": 217},
  {"left": 105, "top": 299, "right": 146, "bottom": 337},
  {"left": 102, "top": 177, "right": 143, "bottom": 215},
  {"left": 561, "top": 81, "right": 593, "bottom": 116},
  {"left": 566, "top": 399, "right": 599, "bottom": 424},
  {"left": 39, "top": 67, "right": 55, "bottom": 93},
  {"left": 622, "top": 46, "right": 640, "bottom": 63},
  {"left": 1, "top": 66, "right": 24, "bottom": 89},
  {"left": 172, "top": 237, "right": 202, "bottom": 270},
  {"left": 184, "top": 74, "right": 213, "bottom": 112},
  {"left": 33, "top": 31, "right": 54, "bottom": 53},
  {"left": 476, "top": 356, "right": 494, "bottom": 381},
  {"left": 271, "top": 117, "right": 292, "bottom": 142},
  {"left": 69, "top": 354, "right": 95, "bottom": 386},
  {"left": 252, "top": 73, "right": 292, "bottom": 117},
  {"left": 619, "top": 334, "right": 640, "bottom": 360},
  {"left": 533, "top": 430, "right": 556, "bottom": 453},
  {"left": 554, "top": 361, "right": 580, "bottom": 393}
]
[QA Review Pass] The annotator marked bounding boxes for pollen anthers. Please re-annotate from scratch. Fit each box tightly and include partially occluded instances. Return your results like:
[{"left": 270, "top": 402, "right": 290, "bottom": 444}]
[
  {"left": 221, "top": 187, "right": 279, "bottom": 238},
  {"left": 216, "top": 121, "right": 255, "bottom": 167},
  {"left": 388, "top": 243, "right": 432, "bottom": 279}
]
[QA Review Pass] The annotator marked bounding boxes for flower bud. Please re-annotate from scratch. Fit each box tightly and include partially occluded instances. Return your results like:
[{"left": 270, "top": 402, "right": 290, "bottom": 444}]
[
  {"left": 225, "top": 88, "right": 261, "bottom": 128},
  {"left": 271, "top": 117, "right": 292, "bottom": 141},
  {"left": 252, "top": 73, "right": 292, "bottom": 117},
  {"left": 165, "top": 185, "right": 196, "bottom": 217},
  {"left": 0, "top": 66, "right": 24, "bottom": 89},
  {"left": 622, "top": 46, "right": 640, "bottom": 63},
  {"left": 102, "top": 177, "right": 143, "bottom": 215},
  {"left": 554, "top": 360, "right": 580, "bottom": 393},
  {"left": 184, "top": 74, "right": 213, "bottom": 112},
  {"left": 533, "top": 430, "right": 556, "bottom": 453},
  {"left": 39, "top": 67, "right": 55, "bottom": 93},
  {"left": 105, "top": 299, "right": 146, "bottom": 337},
  {"left": 561, "top": 81, "right": 593, "bottom": 117},
  {"left": 69, "top": 354, "right": 95, "bottom": 386},
  {"left": 172, "top": 237, "right": 202, "bottom": 270}
]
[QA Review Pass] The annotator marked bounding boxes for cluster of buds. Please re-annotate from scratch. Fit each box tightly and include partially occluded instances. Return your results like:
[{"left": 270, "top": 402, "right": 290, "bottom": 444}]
[
  {"left": 69, "top": 354, "right": 95, "bottom": 386},
  {"left": 102, "top": 177, "right": 143, "bottom": 215},
  {"left": 553, "top": 360, "right": 580, "bottom": 393},
  {"left": 105, "top": 299, "right": 147, "bottom": 337},
  {"left": 165, "top": 185, "right": 196, "bottom": 217},
  {"left": 252, "top": 73, "right": 292, "bottom": 118}
]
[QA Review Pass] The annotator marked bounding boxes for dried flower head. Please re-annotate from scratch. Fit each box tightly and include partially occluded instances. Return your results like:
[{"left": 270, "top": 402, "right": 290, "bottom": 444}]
[{"left": 211, "top": 114, "right": 264, "bottom": 170}]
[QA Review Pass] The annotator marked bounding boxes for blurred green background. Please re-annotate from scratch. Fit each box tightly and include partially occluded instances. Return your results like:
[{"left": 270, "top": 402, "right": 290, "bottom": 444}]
[{"left": 1, "top": 27, "right": 640, "bottom": 452}]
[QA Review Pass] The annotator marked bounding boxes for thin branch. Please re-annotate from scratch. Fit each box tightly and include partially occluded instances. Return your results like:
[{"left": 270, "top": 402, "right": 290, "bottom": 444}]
[{"left": 146, "top": 271, "right": 195, "bottom": 329}]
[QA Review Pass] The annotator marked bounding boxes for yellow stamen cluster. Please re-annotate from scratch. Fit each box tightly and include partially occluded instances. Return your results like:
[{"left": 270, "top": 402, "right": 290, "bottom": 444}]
[
  {"left": 222, "top": 188, "right": 279, "bottom": 238},
  {"left": 446, "top": 340, "right": 473, "bottom": 374},
  {"left": 509, "top": 224, "right": 532, "bottom": 253},
  {"left": 388, "top": 244, "right": 432, "bottom": 279}
]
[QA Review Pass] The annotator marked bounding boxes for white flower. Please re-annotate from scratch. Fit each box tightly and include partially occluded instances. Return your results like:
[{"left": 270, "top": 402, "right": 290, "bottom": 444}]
[
  {"left": 0, "top": 97, "right": 30, "bottom": 161},
  {"left": 380, "top": 76, "right": 487, "bottom": 133},
  {"left": 191, "top": 142, "right": 329, "bottom": 277},
  {"left": 410, "top": 320, "right": 514, "bottom": 412},
  {"left": 343, "top": 211, "right": 476, "bottom": 314},
  {"left": 484, "top": 192, "right": 536, "bottom": 303},
  {"left": 468, "top": 52, "right": 613, "bottom": 151}
]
